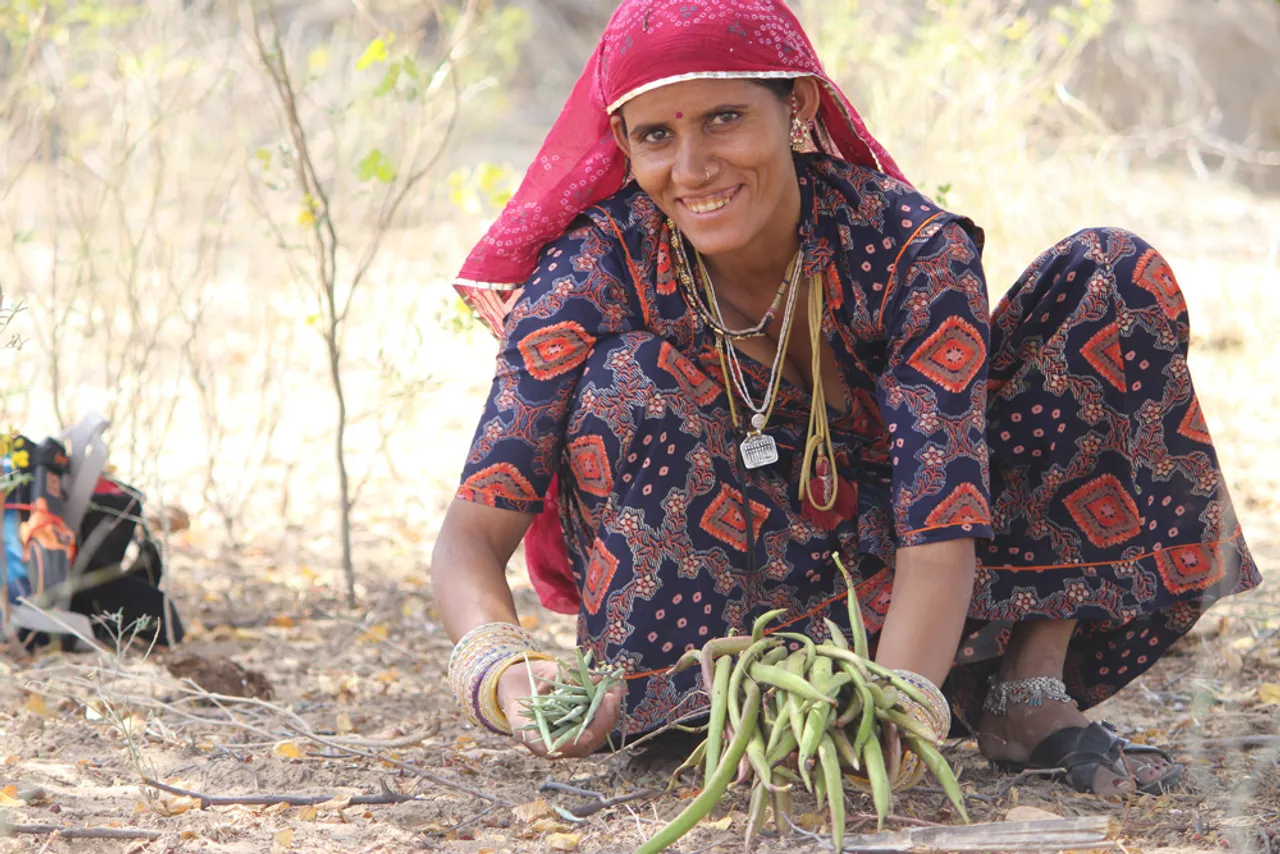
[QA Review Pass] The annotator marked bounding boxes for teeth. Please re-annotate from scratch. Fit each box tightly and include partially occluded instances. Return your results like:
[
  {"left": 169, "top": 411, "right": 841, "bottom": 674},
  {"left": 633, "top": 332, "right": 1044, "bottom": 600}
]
[{"left": 687, "top": 194, "right": 731, "bottom": 214}]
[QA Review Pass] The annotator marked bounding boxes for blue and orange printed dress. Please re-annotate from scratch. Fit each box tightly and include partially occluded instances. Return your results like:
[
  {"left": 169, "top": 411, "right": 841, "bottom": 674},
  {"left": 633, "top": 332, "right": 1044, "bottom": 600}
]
[{"left": 456, "top": 153, "right": 1260, "bottom": 738}]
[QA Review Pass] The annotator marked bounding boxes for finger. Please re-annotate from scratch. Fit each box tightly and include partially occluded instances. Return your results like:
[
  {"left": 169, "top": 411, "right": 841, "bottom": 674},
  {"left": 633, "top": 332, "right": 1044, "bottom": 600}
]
[{"left": 557, "top": 686, "right": 623, "bottom": 758}]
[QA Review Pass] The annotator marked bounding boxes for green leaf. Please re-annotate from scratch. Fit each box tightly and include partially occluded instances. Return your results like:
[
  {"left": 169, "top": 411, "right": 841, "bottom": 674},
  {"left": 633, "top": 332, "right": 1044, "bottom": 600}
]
[
  {"left": 356, "top": 149, "right": 397, "bottom": 184},
  {"left": 355, "top": 37, "right": 388, "bottom": 71},
  {"left": 401, "top": 56, "right": 422, "bottom": 82},
  {"left": 373, "top": 62, "right": 401, "bottom": 97}
]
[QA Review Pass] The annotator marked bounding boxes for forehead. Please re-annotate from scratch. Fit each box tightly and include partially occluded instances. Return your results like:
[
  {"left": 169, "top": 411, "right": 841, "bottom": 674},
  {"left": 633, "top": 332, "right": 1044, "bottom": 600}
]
[{"left": 616, "top": 78, "right": 778, "bottom": 119}]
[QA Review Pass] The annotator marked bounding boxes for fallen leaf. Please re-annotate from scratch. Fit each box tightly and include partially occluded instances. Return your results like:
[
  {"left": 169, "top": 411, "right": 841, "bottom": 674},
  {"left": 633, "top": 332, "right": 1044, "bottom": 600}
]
[
  {"left": 336, "top": 712, "right": 355, "bottom": 735},
  {"left": 317, "top": 795, "right": 352, "bottom": 811},
  {"left": 3, "top": 756, "right": 18, "bottom": 765},
  {"left": 180, "top": 831, "right": 199, "bottom": 840},
  {"left": 0, "top": 785, "right": 25, "bottom": 807},
  {"left": 297, "top": 805, "right": 318, "bottom": 821},
  {"left": 270, "top": 615, "right": 296, "bottom": 628},
  {"left": 519, "top": 614, "right": 540, "bottom": 630},
  {"left": 1259, "top": 683, "right": 1280, "bottom": 705},
  {"left": 705, "top": 815, "right": 733, "bottom": 830},
  {"left": 154, "top": 796, "right": 201, "bottom": 816},
  {"left": 24, "top": 693, "right": 50, "bottom": 718},
  {"left": 359, "top": 624, "right": 389, "bottom": 643},
  {"left": 546, "top": 833, "right": 581, "bottom": 851},
  {"left": 514, "top": 798, "right": 554, "bottom": 822},
  {"left": 272, "top": 741, "right": 304, "bottom": 759},
  {"left": 264, "top": 801, "right": 292, "bottom": 815},
  {"left": 530, "top": 818, "right": 569, "bottom": 833},
  {"left": 794, "top": 813, "right": 825, "bottom": 832},
  {"left": 1004, "top": 805, "right": 1061, "bottom": 822},
  {"left": 1225, "top": 650, "right": 1244, "bottom": 676},
  {"left": 271, "top": 828, "right": 294, "bottom": 854}
]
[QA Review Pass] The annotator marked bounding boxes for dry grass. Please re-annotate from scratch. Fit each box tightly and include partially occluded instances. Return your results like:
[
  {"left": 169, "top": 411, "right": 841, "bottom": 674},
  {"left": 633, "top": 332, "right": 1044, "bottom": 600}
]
[{"left": 0, "top": 0, "right": 1277, "bottom": 851}]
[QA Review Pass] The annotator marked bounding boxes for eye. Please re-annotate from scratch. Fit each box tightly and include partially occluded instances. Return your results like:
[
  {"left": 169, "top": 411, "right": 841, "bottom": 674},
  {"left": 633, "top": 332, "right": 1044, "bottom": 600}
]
[
  {"left": 640, "top": 128, "right": 670, "bottom": 145},
  {"left": 710, "top": 111, "right": 742, "bottom": 126}
]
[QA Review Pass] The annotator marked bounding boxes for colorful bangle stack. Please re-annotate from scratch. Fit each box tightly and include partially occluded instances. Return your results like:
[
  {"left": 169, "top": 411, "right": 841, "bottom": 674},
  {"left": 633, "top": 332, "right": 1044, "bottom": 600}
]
[
  {"left": 890, "top": 669, "right": 951, "bottom": 791},
  {"left": 447, "top": 622, "right": 553, "bottom": 736}
]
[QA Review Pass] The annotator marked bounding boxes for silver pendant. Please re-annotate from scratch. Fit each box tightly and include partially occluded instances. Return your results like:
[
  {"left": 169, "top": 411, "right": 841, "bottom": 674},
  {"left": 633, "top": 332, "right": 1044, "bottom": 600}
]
[{"left": 740, "top": 431, "right": 779, "bottom": 470}]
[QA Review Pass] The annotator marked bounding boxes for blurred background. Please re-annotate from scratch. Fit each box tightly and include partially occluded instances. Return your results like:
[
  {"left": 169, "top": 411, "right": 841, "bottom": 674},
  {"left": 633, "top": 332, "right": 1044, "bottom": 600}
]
[{"left": 1, "top": 0, "right": 1278, "bottom": 599}]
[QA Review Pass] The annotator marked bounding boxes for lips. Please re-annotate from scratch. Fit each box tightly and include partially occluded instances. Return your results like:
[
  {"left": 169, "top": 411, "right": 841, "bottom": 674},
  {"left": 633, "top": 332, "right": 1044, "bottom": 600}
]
[{"left": 680, "top": 185, "right": 742, "bottom": 215}]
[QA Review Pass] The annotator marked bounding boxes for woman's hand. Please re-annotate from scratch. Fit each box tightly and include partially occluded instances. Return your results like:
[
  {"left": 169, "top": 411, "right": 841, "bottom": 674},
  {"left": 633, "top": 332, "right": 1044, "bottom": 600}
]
[{"left": 497, "top": 658, "right": 624, "bottom": 759}]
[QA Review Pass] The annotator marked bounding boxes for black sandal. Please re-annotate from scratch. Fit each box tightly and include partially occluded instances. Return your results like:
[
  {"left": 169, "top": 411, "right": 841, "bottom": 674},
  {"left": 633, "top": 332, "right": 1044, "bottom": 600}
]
[{"left": 991, "top": 721, "right": 1183, "bottom": 796}]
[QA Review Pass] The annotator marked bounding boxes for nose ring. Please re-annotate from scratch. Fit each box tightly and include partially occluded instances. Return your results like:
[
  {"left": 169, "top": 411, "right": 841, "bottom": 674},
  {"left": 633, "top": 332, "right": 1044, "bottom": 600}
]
[{"left": 705, "top": 167, "right": 712, "bottom": 182}]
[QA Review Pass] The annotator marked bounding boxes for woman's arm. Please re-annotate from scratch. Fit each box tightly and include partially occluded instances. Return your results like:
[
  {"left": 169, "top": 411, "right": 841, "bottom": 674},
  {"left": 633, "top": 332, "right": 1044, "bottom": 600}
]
[
  {"left": 430, "top": 499, "right": 531, "bottom": 642},
  {"left": 430, "top": 499, "right": 624, "bottom": 757},
  {"left": 872, "top": 538, "right": 976, "bottom": 689}
]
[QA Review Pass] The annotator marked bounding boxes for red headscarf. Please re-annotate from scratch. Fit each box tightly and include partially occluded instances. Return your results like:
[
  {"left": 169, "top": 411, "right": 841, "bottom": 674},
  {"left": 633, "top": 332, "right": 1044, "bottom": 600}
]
[
  {"left": 454, "top": 0, "right": 908, "bottom": 333},
  {"left": 453, "top": 0, "right": 908, "bottom": 614}
]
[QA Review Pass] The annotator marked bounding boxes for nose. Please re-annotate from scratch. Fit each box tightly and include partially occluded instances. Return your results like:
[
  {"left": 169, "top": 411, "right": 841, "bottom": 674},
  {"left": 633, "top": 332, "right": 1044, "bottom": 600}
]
[{"left": 673, "top": 131, "right": 713, "bottom": 187}]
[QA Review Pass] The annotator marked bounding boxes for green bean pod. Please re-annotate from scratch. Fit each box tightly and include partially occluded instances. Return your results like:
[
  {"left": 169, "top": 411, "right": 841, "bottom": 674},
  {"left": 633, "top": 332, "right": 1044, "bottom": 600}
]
[
  {"left": 635, "top": 682, "right": 762, "bottom": 854},
  {"left": 704, "top": 653, "right": 733, "bottom": 781},
  {"left": 748, "top": 662, "right": 837, "bottom": 706},
  {"left": 861, "top": 734, "right": 892, "bottom": 830},
  {"left": 818, "top": 734, "right": 847, "bottom": 852},
  {"left": 903, "top": 733, "right": 971, "bottom": 824},
  {"left": 832, "top": 553, "right": 869, "bottom": 659},
  {"left": 752, "top": 607, "right": 788, "bottom": 642}
]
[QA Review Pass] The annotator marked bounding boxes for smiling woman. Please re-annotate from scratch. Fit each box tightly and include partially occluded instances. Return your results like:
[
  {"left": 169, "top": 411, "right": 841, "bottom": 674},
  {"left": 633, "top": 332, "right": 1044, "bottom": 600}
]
[{"left": 430, "top": 0, "right": 1260, "bottom": 803}]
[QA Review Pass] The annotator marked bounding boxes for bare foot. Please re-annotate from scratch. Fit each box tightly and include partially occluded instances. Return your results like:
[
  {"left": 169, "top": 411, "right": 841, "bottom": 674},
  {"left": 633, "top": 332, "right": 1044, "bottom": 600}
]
[{"left": 978, "top": 700, "right": 1175, "bottom": 800}]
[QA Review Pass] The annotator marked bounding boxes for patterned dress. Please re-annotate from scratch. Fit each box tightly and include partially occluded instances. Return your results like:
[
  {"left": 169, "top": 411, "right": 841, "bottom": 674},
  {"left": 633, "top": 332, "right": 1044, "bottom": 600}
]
[{"left": 457, "top": 154, "right": 1260, "bottom": 738}]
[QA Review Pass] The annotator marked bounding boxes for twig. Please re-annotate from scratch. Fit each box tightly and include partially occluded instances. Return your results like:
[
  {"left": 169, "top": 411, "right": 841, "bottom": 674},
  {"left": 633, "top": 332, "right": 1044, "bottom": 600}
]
[
  {"left": 283, "top": 724, "right": 514, "bottom": 807},
  {"left": 142, "top": 777, "right": 418, "bottom": 808},
  {"left": 0, "top": 822, "right": 162, "bottom": 841},
  {"left": 995, "top": 767, "right": 1065, "bottom": 799},
  {"left": 1189, "top": 736, "right": 1280, "bottom": 749},
  {"left": 420, "top": 804, "right": 502, "bottom": 838},
  {"left": 567, "top": 789, "right": 658, "bottom": 819}
]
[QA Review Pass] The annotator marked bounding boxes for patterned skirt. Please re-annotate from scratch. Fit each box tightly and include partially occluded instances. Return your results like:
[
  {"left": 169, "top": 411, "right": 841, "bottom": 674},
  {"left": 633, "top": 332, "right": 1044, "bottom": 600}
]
[{"left": 554, "top": 227, "right": 1259, "bottom": 740}]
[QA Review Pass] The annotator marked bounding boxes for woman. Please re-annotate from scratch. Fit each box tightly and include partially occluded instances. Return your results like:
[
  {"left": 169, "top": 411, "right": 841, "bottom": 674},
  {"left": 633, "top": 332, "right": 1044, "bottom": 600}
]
[{"left": 432, "top": 0, "right": 1259, "bottom": 800}]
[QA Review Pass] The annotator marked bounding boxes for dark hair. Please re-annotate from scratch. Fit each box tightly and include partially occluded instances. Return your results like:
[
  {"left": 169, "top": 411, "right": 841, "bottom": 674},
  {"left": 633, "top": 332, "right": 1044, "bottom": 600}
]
[
  {"left": 617, "top": 77, "right": 795, "bottom": 134},
  {"left": 752, "top": 78, "right": 796, "bottom": 100}
]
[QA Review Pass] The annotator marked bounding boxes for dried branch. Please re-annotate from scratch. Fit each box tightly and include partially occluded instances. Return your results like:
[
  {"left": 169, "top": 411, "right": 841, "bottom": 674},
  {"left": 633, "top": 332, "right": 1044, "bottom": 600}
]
[
  {"left": 142, "top": 777, "right": 419, "bottom": 808},
  {"left": 0, "top": 822, "right": 162, "bottom": 841}
]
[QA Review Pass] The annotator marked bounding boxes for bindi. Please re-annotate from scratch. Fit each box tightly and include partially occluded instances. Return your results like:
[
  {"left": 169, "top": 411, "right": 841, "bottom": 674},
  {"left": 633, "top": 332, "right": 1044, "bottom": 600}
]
[{"left": 675, "top": 111, "right": 684, "bottom": 119}]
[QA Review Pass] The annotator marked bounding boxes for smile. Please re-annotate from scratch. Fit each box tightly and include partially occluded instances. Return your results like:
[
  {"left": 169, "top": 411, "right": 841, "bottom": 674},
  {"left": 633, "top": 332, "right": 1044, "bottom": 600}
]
[{"left": 680, "top": 185, "right": 742, "bottom": 216}]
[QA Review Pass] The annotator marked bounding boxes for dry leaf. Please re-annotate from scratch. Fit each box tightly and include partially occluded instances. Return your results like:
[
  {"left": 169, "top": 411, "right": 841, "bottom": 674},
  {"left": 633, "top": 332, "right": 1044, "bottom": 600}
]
[
  {"left": 519, "top": 614, "right": 540, "bottom": 630},
  {"left": 794, "top": 813, "right": 825, "bottom": 832},
  {"left": 530, "top": 818, "right": 569, "bottom": 833},
  {"left": 1259, "top": 683, "right": 1280, "bottom": 705},
  {"left": 154, "top": 796, "right": 201, "bottom": 816},
  {"left": 336, "top": 712, "right": 355, "bottom": 735},
  {"left": 0, "top": 785, "right": 25, "bottom": 807},
  {"left": 514, "top": 798, "right": 554, "bottom": 822},
  {"left": 317, "top": 795, "right": 352, "bottom": 812},
  {"left": 705, "top": 815, "right": 733, "bottom": 830},
  {"left": 1004, "top": 806, "right": 1062, "bottom": 822},
  {"left": 271, "top": 828, "right": 294, "bottom": 854},
  {"left": 546, "top": 833, "right": 581, "bottom": 851},
  {"left": 1225, "top": 650, "right": 1244, "bottom": 676},
  {"left": 359, "top": 624, "right": 389, "bottom": 643},
  {"left": 272, "top": 741, "right": 304, "bottom": 759},
  {"left": 297, "top": 805, "right": 318, "bottom": 821},
  {"left": 180, "top": 831, "right": 199, "bottom": 840},
  {"left": 24, "top": 693, "right": 50, "bottom": 718},
  {"left": 3, "top": 755, "right": 18, "bottom": 766},
  {"left": 264, "top": 802, "right": 292, "bottom": 816}
]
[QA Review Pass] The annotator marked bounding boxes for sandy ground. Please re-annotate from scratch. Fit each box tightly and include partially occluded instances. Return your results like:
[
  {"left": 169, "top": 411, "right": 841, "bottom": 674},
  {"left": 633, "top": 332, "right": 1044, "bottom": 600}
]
[{"left": 1, "top": 167, "right": 1278, "bottom": 853}]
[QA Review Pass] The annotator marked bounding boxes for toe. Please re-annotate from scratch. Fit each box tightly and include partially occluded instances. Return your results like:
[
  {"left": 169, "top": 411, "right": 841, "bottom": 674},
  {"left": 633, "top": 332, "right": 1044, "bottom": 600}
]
[{"left": 1092, "top": 765, "right": 1136, "bottom": 800}]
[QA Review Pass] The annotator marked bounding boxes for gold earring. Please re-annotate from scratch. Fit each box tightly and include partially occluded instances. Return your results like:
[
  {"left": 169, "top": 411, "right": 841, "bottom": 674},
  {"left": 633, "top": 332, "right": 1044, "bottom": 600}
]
[{"left": 790, "top": 115, "right": 810, "bottom": 152}]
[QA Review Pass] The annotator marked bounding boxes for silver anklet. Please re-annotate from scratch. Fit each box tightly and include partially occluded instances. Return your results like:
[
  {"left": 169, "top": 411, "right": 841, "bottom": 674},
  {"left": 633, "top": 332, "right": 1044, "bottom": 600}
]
[{"left": 983, "top": 676, "right": 1075, "bottom": 715}]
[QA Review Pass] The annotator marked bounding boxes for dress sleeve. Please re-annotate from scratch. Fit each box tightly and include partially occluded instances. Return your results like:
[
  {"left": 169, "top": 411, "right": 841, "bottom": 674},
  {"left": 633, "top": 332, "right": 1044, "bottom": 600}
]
[
  {"left": 456, "top": 222, "right": 637, "bottom": 514},
  {"left": 875, "top": 218, "right": 994, "bottom": 548}
]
